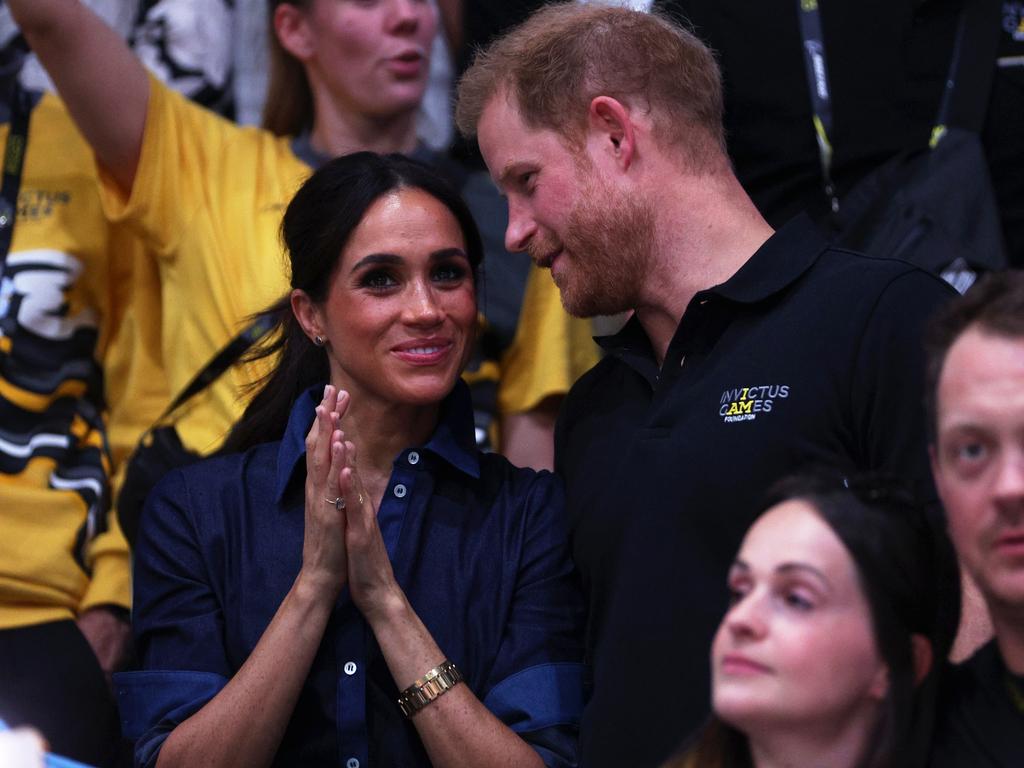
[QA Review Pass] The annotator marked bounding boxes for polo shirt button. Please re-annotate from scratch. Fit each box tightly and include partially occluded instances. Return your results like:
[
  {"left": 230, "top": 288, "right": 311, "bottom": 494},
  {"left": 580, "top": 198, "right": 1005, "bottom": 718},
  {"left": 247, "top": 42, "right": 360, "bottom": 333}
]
[
  {"left": 344, "top": 661, "right": 357, "bottom": 675},
  {"left": 408, "top": 451, "right": 420, "bottom": 465},
  {"left": 346, "top": 759, "right": 360, "bottom": 768},
  {"left": 394, "top": 484, "right": 407, "bottom": 499}
]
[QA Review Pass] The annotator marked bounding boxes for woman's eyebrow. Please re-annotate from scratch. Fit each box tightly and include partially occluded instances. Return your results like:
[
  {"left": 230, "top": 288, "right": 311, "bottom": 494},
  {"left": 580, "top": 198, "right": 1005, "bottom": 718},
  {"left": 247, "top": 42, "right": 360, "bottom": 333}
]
[
  {"left": 351, "top": 248, "right": 468, "bottom": 272},
  {"left": 776, "top": 562, "right": 832, "bottom": 590},
  {"left": 351, "top": 253, "right": 402, "bottom": 272},
  {"left": 430, "top": 247, "right": 468, "bottom": 261}
]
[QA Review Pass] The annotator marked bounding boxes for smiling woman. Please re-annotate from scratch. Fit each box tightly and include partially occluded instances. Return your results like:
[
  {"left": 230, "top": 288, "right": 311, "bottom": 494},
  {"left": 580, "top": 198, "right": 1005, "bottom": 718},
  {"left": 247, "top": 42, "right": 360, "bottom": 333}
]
[
  {"left": 665, "top": 472, "right": 960, "bottom": 768},
  {"left": 115, "top": 153, "right": 586, "bottom": 768}
]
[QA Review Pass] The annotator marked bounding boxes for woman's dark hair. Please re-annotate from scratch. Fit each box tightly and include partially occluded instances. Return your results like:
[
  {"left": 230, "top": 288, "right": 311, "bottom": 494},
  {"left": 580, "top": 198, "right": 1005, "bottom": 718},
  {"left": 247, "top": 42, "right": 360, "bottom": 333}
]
[
  {"left": 670, "top": 470, "right": 961, "bottom": 768},
  {"left": 222, "top": 151, "right": 484, "bottom": 453},
  {"left": 263, "top": 1, "right": 314, "bottom": 136}
]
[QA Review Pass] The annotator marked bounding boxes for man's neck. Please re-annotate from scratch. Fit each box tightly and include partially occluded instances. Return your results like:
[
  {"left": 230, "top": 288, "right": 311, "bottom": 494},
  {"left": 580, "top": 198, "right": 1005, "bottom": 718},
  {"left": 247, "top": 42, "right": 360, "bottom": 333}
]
[
  {"left": 308, "top": 88, "right": 419, "bottom": 157},
  {"left": 633, "top": 171, "right": 774, "bottom": 365}
]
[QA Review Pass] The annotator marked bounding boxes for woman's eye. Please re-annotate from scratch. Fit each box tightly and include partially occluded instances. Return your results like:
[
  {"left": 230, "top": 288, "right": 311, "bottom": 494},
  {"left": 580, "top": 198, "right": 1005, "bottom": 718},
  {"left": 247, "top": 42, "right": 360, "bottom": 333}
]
[
  {"left": 726, "top": 580, "right": 750, "bottom": 606},
  {"left": 433, "top": 263, "right": 468, "bottom": 284},
  {"left": 361, "top": 270, "right": 398, "bottom": 290},
  {"left": 782, "top": 589, "right": 815, "bottom": 612}
]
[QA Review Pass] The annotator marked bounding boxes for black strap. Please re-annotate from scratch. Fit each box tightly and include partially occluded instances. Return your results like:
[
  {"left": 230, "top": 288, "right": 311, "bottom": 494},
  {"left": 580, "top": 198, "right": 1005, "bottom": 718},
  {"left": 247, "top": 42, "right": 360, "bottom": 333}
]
[
  {"left": 795, "top": 0, "right": 838, "bottom": 213},
  {"left": 155, "top": 311, "right": 278, "bottom": 424},
  {"left": 938, "top": 0, "right": 1003, "bottom": 138},
  {"left": 796, "top": 0, "right": 1002, "bottom": 204},
  {"left": 0, "top": 80, "right": 36, "bottom": 269}
]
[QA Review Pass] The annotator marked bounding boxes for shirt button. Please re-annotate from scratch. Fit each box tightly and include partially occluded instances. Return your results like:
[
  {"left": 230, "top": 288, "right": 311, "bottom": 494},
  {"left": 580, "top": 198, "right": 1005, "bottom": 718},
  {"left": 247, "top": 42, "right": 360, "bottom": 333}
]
[
  {"left": 408, "top": 451, "right": 420, "bottom": 465},
  {"left": 344, "top": 661, "right": 357, "bottom": 676},
  {"left": 346, "top": 759, "right": 360, "bottom": 768},
  {"left": 393, "top": 484, "right": 407, "bottom": 499}
]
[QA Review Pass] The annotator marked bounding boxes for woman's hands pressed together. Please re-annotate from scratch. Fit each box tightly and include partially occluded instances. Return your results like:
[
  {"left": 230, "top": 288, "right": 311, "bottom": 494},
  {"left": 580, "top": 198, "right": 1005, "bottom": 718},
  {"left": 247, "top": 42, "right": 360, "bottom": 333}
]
[{"left": 302, "top": 384, "right": 403, "bottom": 621}]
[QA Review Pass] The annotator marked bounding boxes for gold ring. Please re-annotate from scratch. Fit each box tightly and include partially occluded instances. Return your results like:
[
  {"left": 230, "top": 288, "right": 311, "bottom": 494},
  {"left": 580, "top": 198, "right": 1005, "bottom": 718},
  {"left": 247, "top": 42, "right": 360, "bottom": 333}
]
[{"left": 324, "top": 496, "right": 345, "bottom": 510}]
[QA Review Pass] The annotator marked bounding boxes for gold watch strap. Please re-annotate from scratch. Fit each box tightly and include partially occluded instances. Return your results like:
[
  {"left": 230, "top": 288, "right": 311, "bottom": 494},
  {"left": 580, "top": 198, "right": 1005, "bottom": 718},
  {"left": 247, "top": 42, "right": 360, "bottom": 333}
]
[{"left": 397, "top": 659, "right": 464, "bottom": 717}]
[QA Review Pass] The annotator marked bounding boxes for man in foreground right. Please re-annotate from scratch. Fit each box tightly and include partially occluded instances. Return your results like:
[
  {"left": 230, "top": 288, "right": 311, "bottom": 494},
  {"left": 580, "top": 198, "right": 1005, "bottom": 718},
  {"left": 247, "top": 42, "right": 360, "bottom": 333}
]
[{"left": 929, "top": 271, "right": 1024, "bottom": 766}]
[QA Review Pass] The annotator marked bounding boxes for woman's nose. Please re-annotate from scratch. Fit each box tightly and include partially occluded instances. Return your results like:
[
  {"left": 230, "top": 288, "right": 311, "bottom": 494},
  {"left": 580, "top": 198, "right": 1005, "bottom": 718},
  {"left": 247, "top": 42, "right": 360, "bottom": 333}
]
[
  {"left": 404, "top": 283, "right": 443, "bottom": 325},
  {"left": 724, "top": 591, "right": 768, "bottom": 640}
]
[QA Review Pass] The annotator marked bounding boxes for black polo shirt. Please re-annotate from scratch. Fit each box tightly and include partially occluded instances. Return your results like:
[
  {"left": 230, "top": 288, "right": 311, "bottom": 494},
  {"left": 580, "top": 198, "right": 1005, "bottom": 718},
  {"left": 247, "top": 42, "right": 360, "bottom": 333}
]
[
  {"left": 931, "top": 641, "right": 1024, "bottom": 767},
  {"left": 554, "top": 215, "right": 955, "bottom": 768}
]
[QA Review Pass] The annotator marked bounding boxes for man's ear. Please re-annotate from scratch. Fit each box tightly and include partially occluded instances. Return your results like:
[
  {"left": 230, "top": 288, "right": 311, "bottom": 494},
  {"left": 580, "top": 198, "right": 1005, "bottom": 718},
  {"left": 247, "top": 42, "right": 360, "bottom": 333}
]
[
  {"left": 587, "top": 96, "right": 636, "bottom": 170},
  {"left": 273, "top": 2, "right": 315, "bottom": 62},
  {"left": 291, "top": 289, "right": 324, "bottom": 344}
]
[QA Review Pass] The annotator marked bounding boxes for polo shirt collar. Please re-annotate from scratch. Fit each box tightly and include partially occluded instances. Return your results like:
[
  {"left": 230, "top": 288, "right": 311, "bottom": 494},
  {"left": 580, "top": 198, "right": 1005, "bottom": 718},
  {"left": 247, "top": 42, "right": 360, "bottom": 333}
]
[
  {"left": 711, "top": 213, "right": 829, "bottom": 304},
  {"left": 596, "top": 213, "right": 828, "bottom": 356},
  {"left": 274, "top": 381, "right": 480, "bottom": 503}
]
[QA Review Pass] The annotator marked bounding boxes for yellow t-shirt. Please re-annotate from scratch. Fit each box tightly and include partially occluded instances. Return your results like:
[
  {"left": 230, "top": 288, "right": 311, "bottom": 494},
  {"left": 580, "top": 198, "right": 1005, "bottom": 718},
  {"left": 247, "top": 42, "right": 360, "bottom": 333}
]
[
  {"left": 0, "top": 92, "right": 159, "bottom": 628},
  {"left": 99, "top": 76, "right": 597, "bottom": 455}
]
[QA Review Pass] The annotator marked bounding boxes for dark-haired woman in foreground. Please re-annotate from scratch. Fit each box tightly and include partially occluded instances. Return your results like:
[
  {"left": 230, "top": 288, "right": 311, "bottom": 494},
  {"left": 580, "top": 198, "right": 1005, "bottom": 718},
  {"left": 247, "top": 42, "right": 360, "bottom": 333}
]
[
  {"left": 115, "top": 153, "right": 585, "bottom": 768},
  {"left": 668, "top": 474, "right": 960, "bottom": 768}
]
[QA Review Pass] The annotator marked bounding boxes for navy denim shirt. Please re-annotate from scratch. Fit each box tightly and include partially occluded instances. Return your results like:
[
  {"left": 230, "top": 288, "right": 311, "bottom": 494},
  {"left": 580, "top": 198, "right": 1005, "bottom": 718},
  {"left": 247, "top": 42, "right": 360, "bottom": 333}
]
[{"left": 117, "top": 382, "right": 585, "bottom": 767}]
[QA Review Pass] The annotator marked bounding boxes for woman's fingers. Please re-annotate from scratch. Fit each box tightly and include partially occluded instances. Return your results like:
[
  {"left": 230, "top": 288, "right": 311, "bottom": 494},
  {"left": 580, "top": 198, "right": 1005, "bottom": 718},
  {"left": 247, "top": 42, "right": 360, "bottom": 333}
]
[
  {"left": 335, "top": 389, "right": 351, "bottom": 420},
  {"left": 306, "top": 385, "right": 337, "bottom": 480},
  {"left": 325, "top": 431, "right": 347, "bottom": 512}
]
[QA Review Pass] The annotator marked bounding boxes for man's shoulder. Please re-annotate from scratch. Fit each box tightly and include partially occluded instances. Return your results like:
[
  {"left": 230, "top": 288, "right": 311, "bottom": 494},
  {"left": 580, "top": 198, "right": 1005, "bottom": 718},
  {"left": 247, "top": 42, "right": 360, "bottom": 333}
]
[
  {"left": 781, "top": 245, "right": 956, "bottom": 337},
  {"left": 931, "top": 641, "right": 1020, "bottom": 767},
  {"left": 809, "top": 245, "right": 952, "bottom": 291}
]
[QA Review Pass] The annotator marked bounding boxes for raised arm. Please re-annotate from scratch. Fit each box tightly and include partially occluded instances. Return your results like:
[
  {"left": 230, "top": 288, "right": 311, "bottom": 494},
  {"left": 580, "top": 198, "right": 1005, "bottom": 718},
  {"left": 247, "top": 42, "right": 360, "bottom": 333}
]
[{"left": 7, "top": 0, "right": 149, "bottom": 194}]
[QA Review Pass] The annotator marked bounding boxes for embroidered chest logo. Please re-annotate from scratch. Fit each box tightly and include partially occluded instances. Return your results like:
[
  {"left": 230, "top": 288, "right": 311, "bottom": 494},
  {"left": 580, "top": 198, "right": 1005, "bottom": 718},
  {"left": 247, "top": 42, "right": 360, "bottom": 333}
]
[{"left": 719, "top": 385, "right": 790, "bottom": 423}]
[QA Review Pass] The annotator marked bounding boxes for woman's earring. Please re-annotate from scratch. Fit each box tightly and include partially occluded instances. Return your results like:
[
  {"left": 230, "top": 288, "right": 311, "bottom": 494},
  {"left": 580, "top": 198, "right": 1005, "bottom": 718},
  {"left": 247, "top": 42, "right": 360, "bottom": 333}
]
[{"left": 314, "top": 335, "right": 324, "bottom": 347}]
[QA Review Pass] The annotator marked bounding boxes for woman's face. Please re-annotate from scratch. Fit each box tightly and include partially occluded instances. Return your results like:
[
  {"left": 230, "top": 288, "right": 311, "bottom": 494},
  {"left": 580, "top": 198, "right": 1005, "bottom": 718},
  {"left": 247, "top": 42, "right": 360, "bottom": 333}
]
[
  {"left": 711, "top": 500, "right": 888, "bottom": 736},
  {"left": 293, "top": 0, "right": 436, "bottom": 119},
  {"left": 313, "top": 186, "right": 476, "bottom": 407}
]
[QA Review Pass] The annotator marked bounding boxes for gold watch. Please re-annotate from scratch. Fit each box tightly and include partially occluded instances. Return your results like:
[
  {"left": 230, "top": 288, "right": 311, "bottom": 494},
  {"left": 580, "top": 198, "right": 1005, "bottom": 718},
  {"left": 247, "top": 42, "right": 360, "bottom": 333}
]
[{"left": 397, "top": 660, "right": 464, "bottom": 717}]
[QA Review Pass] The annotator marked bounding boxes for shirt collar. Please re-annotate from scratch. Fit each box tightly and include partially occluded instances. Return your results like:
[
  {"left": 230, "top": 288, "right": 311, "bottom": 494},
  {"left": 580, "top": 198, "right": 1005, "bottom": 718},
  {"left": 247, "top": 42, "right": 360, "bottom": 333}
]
[
  {"left": 596, "top": 214, "right": 828, "bottom": 355},
  {"left": 274, "top": 380, "right": 480, "bottom": 503},
  {"left": 710, "top": 213, "right": 828, "bottom": 304}
]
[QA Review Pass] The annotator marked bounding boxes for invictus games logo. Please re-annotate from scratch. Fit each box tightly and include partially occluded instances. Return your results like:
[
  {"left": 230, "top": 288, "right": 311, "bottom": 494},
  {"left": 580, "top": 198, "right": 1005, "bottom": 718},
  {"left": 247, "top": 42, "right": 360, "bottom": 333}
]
[{"left": 720, "top": 385, "right": 790, "bottom": 423}]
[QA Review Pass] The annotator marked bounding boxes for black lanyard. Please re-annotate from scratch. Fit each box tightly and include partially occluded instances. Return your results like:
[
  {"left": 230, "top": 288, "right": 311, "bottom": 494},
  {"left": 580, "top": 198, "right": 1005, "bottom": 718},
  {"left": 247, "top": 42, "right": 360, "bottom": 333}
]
[
  {"left": 795, "top": 0, "right": 838, "bottom": 214},
  {"left": 794, "top": 0, "right": 998, "bottom": 215},
  {"left": 0, "top": 80, "right": 35, "bottom": 271}
]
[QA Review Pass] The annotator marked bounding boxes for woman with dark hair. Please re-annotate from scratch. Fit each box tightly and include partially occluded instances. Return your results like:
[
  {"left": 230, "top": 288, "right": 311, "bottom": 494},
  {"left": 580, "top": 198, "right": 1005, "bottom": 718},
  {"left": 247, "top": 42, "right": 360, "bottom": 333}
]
[
  {"left": 667, "top": 473, "right": 960, "bottom": 768},
  {"left": 7, "top": 0, "right": 595, "bottom": 477},
  {"left": 114, "top": 153, "right": 585, "bottom": 768}
]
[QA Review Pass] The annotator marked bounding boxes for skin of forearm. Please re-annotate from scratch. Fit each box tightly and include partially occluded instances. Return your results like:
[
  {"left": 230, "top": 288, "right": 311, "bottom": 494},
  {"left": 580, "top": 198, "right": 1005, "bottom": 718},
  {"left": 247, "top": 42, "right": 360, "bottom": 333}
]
[
  {"left": 155, "top": 570, "right": 336, "bottom": 768},
  {"left": 6, "top": 0, "right": 147, "bottom": 194},
  {"left": 367, "top": 591, "right": 545, "bottom": 768}
]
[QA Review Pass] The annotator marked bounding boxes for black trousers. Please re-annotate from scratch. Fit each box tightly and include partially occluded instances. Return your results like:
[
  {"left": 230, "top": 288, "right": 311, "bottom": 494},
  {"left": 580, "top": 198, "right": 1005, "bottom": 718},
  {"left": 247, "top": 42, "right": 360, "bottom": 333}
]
[{"left": 0, "top": 619, "right": 122, "bottom": 766}]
